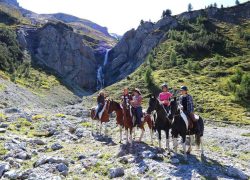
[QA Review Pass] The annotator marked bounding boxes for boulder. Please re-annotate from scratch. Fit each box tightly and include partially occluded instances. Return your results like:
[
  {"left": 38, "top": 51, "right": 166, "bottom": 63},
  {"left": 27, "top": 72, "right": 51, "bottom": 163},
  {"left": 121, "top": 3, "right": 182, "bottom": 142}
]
[
  {"left": 0, "top": 163, "right": 10, "bottom": 177},
  {"left": 15, "top": 151, "right": 31, "bottom": 160},
  {"left": 51, "top": 143, "right": 63, "bottom": 151},
  {"left": 0, "top": 128, "right": 6, "bottom": 133},
  {"left": 109, "top": 167, "right": 124, "bottom": 178}
]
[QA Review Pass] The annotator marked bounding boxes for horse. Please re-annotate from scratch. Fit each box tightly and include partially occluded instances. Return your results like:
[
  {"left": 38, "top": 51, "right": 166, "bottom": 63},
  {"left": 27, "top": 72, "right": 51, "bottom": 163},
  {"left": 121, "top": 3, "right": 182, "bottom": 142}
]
[
  {"left": 170, "top": 97, "right": 204, "bottom": 159},
  {"left": 90, "top": 100, "right": 110, "bottom": 135},
  {"left": 107, "top": 99, "right": 153, "bottom": 144},
  {"left": 146, "top": 95, "right": 172, "bottom": 151}
]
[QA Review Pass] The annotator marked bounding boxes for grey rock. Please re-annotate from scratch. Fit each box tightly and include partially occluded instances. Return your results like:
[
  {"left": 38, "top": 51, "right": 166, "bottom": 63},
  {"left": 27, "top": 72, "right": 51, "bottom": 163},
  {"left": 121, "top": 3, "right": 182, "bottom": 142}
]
[
  {"left": 51, "top": 143, "right": 63, "bottom": 151},
  {"left": 32, "top": 139, "right": 46, "bottom": 145},
  {"left": 78, "top": 154, "right": 86, "bottom": 160},
  {"left": 109, "top": 167, "right": 124, "bottom": 178},
  {"left": 171, "top": 158, "right": 180, "bottom": 164},
  {"left": 0, "top": 124, "right": 8, "bottom": 128},
  {"left": 75, "top": 128, "right": 84, "bottom": 138},
  {"left": 141, "top": 150, "right": 156, "bottom": 159},
  {"left": 25, "top": 22, "right": 97, "bottom": 90},
  {"left": 0, "top": 163, "right": 10, "bottom": 177},
  {"left": 0, "top": 128, "right": 6, "bottom": 133},
  {"left": 3, "top": 170, "right": 18, "bottom": 179},
  {"left": 15, "top": 151, "right": 31, "bottom": 160},
  {"left": 138, "top": 162, "right": 149, "bottom": 174},
  {"left": 34, "top": 157, "right": 69, "bottom": 167},
  {"left": 56, "top": 163, "right": 69, "bottom": 172},
  {"left": 4, "top": 108, "right": 20, "bottom": 114}
]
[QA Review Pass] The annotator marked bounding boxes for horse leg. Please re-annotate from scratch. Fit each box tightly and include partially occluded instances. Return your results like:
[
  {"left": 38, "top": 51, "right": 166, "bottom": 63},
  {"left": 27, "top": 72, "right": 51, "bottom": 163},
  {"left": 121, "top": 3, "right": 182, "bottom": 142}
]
[
  {"left": 165, "top": 129, "right": 170, "bottom": 153},
  {"left": 138, "top": 128, "right": 145, "bottom": 142},
  {"left": 187, "top": 135, "right": 193, "bottom": 154},
  {"left": 157, "top": 130, "right": 162, "bottom": 149},
  {"left": 133, "top": 127, "right": 136, "bottom": 140},
  {"left": 119, "top": 125, "right": 123, "bottom": 143},
  {"left": 181, "top": 135, "right": 187, "bottom": 160},
  {"left": 104, "top": 123, "right": 108, "bottom": 137},
  {"left": 173, "top": 136, "right": 178, "bottom": 156},
  {"left": 129, "top": 128, "right": 133, "bottom": 144},
  {"left": 99, "top": 121, "right": 102, "bottom": 135},
  {"left": 150, "top": 128, "right": 153, "bottom": 145},
  {"left": 200, "top": 136, "right": 204, "bottom": 156},
  {"left": 125, "top": 129, "right": 129, "bottom": 144}
]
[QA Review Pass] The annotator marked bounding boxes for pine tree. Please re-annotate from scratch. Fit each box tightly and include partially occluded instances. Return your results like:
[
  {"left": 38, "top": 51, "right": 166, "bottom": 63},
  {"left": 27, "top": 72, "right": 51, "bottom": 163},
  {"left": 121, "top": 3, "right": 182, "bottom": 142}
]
[
  {"left": 144, "top": 67, "right": 154, "bottom": 87},
  {"left": 221, "top": 4, "right": 224, "bottom": 8},
  {"left": 188, "top": 3, "right": 193, "bottom": 12},
  {"left": 170, "top": 51, "right": 177, "bottom": 66},
  {"left": 214, "top": 3, "right": 217, "bottom": 8},
  {"left": 235, "top": 0, "right": 240, "bottom": 5}
]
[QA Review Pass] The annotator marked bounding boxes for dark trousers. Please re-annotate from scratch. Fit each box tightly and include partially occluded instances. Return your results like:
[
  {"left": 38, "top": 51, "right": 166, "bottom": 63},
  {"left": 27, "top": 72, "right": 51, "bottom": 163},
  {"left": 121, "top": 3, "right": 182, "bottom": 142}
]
[
  {"left": 184, "top": 112, "right": 200, "bottom": 133},
  {"left": 133, "top": 106, "right": 143, "bottom": 126}
]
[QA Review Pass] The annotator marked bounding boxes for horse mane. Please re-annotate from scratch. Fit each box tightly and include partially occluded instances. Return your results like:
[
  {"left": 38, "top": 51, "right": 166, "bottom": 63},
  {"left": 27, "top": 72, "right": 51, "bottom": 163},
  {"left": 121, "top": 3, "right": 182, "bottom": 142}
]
[{"left": 112, "top": 100, "right": 122, "bottom": 110}]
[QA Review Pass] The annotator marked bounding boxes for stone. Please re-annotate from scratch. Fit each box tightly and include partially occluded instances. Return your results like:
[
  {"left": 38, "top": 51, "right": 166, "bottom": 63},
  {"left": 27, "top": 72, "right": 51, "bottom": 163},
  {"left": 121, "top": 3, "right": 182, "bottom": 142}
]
[
  {"left": 75, "top": 128, "right": 84, "bottom": 138},
  {"left": 78, "top": 155, "right": 86, "bottom": 160},
  {"left": 0, "top": 163, "right": 10, "bottom": 177},
  {"left": 56, "top": 163, "right": 69, "bottom": 172},
  {"left": 34, "top": 157, "right": 68, "bottom": 167},
  {"left": 32, "top": 139, "right": 46, "bottom": 145},
  {"left": 15, "top": 151, "right": 31, "bottom": 160},
  {"left": 141, "top": 150, "right": 156, "bottom": 159},
  {"left": 0, "top": 128, "right": 6, "bottom": 133},
  {"left": 51, "top": 143, "right": 63, "bottom": 151},
  {"left": 3, "top": 170, "right": 18, "bottom": 179},
  {"left": 0, "top": 124, "right": 8, "bottom": 128},
  {"left": 171, "top": 158, "right": 180, "bottom": 164},
  {"left": 225, "top": 166, "right": 248, "bottom": 180},
  {"left": 109, "top": 167, "right": 124, "bottom": 178}
]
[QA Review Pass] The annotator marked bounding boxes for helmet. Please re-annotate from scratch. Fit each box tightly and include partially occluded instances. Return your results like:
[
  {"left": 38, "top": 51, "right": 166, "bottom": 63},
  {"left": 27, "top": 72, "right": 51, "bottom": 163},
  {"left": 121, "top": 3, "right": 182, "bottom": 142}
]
[
  {"left": 161, "top": 83, "right": 168, "bottom": 89},
  {"left": 180, "top": 86, "right": 188, "bottom": 91}
]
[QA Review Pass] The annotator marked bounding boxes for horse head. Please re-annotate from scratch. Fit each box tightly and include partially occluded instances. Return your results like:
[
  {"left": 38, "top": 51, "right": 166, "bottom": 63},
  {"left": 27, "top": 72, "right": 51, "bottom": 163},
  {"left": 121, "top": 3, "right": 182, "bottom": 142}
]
[
  {"left": 107, "top": 99, "right": 121, "bottom": 114},
  {"left": 146, "top": 94, "right": 159, "bottom": 114}
]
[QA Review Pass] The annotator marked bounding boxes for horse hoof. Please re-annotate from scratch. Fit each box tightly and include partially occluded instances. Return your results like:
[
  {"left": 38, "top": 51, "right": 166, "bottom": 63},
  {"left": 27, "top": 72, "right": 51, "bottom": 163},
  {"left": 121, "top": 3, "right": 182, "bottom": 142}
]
[{"left": 187, "top": 151, "right": 191, "bottom": 154}]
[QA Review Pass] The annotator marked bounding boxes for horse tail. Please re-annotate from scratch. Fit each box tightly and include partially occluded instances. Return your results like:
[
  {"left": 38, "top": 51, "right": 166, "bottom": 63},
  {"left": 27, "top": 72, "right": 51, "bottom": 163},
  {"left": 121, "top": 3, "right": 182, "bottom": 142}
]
[{"left": 195, "top": 116, "right": 204, "bottom": 146}]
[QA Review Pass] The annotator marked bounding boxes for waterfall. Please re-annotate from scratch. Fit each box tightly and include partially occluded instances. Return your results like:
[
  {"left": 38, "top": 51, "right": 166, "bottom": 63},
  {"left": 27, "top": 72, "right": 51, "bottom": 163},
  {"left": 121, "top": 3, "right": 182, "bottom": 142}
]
[
  {"left": 103, "top": 49, "right": 110, "bottom": 66},
  {"left": 96, "top": 49, "right": 110, "bottom": 90}
]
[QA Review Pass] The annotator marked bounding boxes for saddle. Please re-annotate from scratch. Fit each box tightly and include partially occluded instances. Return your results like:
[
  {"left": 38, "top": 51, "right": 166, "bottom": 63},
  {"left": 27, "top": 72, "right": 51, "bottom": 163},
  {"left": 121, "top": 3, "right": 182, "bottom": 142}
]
[
  {"left": 93, "top": 102, "right": 106, "bottom": 120},
  {"left": 180, "top": 112, "right": 199, "bottom": 130}
]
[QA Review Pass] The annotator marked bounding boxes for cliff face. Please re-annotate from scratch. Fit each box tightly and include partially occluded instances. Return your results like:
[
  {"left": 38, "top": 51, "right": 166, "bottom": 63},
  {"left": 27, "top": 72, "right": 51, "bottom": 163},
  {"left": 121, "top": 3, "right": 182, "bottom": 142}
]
[
  {"left": 19, "top": 22, "right": 97, "bottom": 90},
  {"left": 106, "top": 2, "right": 250, "bottom": 86},
  {"left": 106, "top": 17, "right": 178, "bottom": 85}
]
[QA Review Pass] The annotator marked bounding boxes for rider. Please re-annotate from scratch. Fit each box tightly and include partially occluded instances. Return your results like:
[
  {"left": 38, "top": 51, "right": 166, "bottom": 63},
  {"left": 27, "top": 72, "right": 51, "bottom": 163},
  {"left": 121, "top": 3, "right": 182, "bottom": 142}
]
[
  {"left": 130, "top": 88, "right": 143, "bottom": 127},
  {"left": 94, "top": 91, "right": 105, "bottom": 119},
  {"left": 121, "top": 87, "right": 132, "bottom": 108},
  {"left": 179, "top": 86, "right": 199, "bottom": 132},
  {"left": 159, "top": 83, "right": 172, "bottom": 113}
]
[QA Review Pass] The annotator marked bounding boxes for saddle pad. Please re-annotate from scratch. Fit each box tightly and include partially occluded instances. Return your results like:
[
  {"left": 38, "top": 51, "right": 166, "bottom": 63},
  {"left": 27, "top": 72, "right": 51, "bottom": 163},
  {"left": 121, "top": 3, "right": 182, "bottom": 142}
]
[
  {"left": 180, "top": 111, "right": 189, "bottom": 130},
  {"left": 98, "top": 102, "right": 107, "bottom": 119}
]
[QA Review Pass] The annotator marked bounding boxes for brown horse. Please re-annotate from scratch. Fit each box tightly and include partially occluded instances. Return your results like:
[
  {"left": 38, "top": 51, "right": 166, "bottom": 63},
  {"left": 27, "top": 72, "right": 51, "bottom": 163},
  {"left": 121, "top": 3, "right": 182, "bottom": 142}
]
[
  {"left": 90, "top": 100, "right": 110, "bottom": 135},
  {"left": 107, "top": 99, "right": 154, "bottom": 144}
]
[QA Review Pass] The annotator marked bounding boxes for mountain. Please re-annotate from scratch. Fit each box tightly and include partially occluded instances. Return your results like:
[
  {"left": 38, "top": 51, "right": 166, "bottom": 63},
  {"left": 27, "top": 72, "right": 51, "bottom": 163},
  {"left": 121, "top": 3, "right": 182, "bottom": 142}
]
[
  {"left": 104, "top": 2, "right": 250, "bottom": 124},
  {"left": 106, "top": 2, "right": 250, "bottom": 85},
  {"left": 0, "top": 0, "right": 118, "bottom": 93}
]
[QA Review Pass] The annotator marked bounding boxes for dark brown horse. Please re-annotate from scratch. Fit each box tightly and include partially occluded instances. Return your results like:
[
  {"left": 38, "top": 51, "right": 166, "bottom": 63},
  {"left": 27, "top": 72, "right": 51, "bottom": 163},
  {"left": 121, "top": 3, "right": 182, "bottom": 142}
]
[
  {"left": 107, "top": 99, "right": 153, "bottom": 144},
  {"left": 90, "top": 100, "right": 110, "bottom": 135}
]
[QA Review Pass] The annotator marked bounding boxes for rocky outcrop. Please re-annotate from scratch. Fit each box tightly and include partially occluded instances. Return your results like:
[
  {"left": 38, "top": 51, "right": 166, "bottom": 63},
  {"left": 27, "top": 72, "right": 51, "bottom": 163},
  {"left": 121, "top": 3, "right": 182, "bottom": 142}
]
[
  {"left": 106, "top": 16, "right": 178, "bottom": 85},
  {"left": 22, "top": 22, "right": 97, "bottom": 90},
  {"left": 106, "top": 1, "right": 250, "bottom": 86}
]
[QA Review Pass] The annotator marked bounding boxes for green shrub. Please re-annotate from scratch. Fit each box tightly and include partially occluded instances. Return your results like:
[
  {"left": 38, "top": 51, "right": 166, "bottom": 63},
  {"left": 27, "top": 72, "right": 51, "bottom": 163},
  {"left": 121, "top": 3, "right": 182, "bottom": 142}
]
[{"left": 235, "top": 73, "right": 250, "bottom": 102}]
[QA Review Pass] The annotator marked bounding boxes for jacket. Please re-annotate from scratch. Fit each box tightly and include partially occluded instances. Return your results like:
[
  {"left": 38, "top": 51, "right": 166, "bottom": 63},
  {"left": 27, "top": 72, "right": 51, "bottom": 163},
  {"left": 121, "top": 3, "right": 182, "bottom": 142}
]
[{"left": 179, "top": 94, "right": 194, "bottom": 113}]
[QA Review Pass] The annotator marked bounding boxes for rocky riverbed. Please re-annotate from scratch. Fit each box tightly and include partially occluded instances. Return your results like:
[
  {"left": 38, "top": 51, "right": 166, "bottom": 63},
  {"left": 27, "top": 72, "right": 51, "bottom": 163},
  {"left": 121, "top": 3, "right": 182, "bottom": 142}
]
[{"left": 0, "top": 103, "right": 249, "bottom": 180}]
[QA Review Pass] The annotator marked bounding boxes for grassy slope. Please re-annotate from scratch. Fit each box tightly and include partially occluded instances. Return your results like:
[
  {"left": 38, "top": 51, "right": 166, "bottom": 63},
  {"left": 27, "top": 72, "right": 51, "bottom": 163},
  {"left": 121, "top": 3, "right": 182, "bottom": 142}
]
[{"left": 104, "top": 19, "right": 250, "bottom": 125}]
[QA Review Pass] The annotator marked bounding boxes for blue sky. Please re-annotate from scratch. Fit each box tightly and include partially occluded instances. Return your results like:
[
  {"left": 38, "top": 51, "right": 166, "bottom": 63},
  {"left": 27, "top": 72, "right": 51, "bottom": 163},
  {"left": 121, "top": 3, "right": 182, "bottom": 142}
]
[{"left": 17, "top": 0, "right": 248, "bottom": 35}]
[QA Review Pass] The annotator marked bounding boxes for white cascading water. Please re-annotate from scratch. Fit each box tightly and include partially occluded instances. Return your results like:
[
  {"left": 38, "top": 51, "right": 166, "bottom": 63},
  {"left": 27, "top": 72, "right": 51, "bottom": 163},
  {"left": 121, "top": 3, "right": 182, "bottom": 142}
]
[{"left": 97, "top": 49, "right": 110, "bottom": 90}]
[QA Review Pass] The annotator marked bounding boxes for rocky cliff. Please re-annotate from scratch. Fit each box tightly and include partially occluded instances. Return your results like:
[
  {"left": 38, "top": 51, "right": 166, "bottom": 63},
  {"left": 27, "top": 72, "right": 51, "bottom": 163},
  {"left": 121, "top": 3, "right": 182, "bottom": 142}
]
[
  {"left": 106, "top": 1, "right": 250, "bottom": 86},
  {"left": 18, "top": 22, "right": 98, "bottom": 90}
]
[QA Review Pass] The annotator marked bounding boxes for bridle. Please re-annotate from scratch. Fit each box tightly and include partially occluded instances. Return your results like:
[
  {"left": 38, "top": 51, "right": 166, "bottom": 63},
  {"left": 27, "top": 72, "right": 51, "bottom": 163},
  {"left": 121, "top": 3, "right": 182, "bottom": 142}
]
[{"left": 148, "top": 97, "right": 173, "bottom": 123}]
